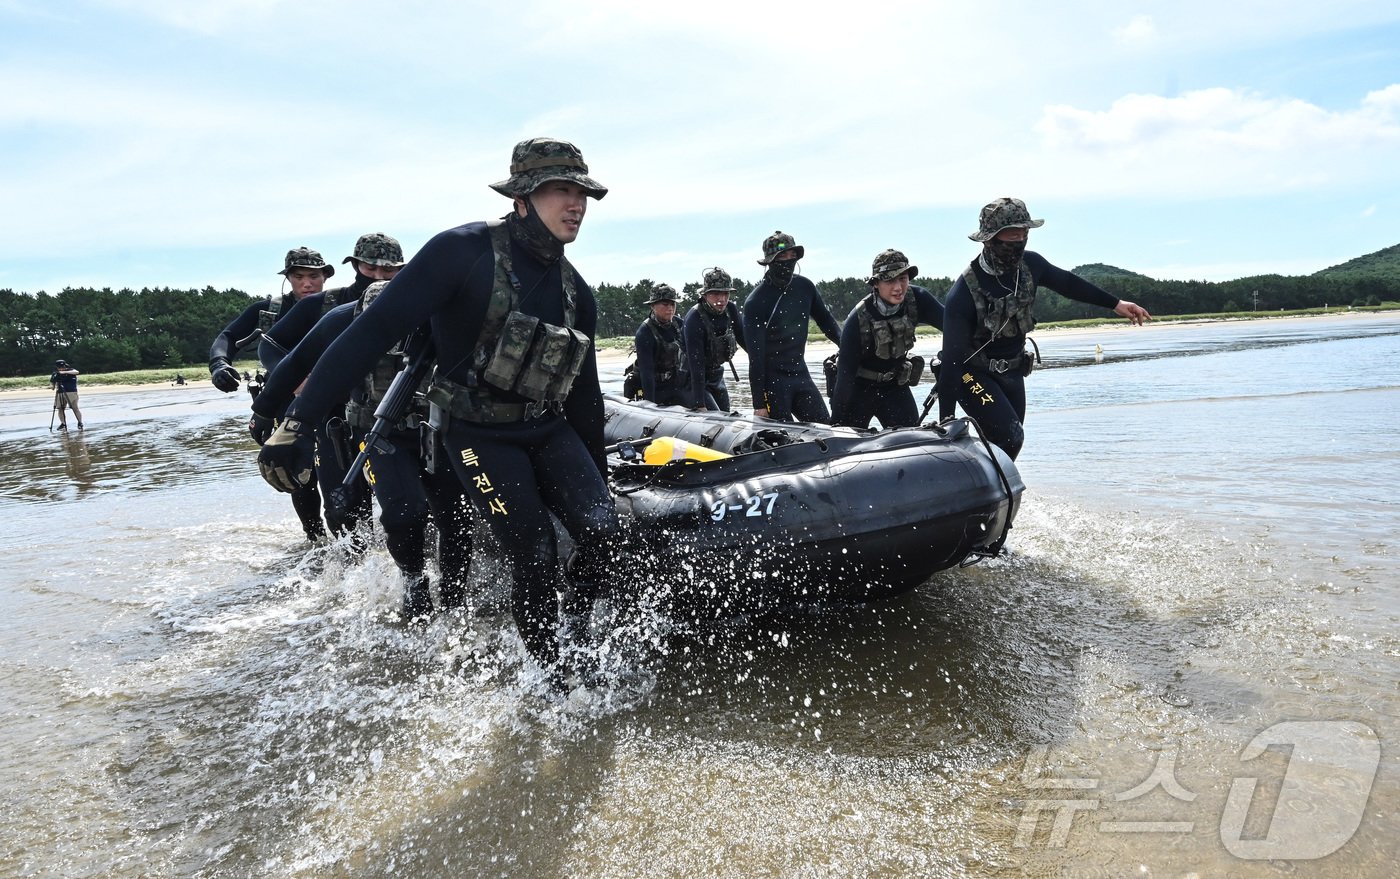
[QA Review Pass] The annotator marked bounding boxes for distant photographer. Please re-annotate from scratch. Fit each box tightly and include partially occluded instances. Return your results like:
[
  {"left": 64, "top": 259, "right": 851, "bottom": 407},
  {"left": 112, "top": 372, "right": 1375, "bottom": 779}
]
[{"left": 50, "top": 359, "right": 83, "bottom": 431}]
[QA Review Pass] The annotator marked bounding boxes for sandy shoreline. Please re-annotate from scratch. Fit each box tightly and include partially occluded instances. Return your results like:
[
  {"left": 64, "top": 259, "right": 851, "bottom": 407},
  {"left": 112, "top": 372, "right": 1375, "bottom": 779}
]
[
  {"left": 0, "top": 381, "right": 195, "bottom": 402},
  {"left": 3, "top": 310, "right": 1388, "bottom": 402}
]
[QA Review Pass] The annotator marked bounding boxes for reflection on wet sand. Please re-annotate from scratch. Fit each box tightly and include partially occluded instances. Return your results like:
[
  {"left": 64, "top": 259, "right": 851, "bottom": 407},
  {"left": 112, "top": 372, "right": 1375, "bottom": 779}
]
[
  {"left": 59, "top": 431, "right": 94, "bottom": 495},
  {"left": 3, "top": 420, "right": 256, "bottom": 505}
]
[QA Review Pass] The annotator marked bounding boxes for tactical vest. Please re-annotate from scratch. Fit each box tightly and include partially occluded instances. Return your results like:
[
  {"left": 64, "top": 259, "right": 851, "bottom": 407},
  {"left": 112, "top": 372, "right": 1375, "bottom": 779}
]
[
  {"left": 321, "top": 278, "right": 366, "bottom": 316},
  {"left": 644, "top": 316, "right": 683, "bottom": 378},
  {"left": 964, "top": 262, "right": 1037, "bottom": 347},
  {"left": 426, "top": 220, "right": 591, "bottom": 423},
  {"left": 255, "top": 293, "right": 295, "bottom": 334},
  {"left": 345, "top": 345, "right": 410, "bottom": 430},
  {"left": 856, "top": 293, "right": 919, "bottom": 361},
  {"left": 700, "top": 306, "right": 739, "bottom": 368},
  {"left": 321, "top": 287, "right": 345, "bottom": 316},
  {"left": 345, "top": 285, "right": 429, "bottom": 429}
]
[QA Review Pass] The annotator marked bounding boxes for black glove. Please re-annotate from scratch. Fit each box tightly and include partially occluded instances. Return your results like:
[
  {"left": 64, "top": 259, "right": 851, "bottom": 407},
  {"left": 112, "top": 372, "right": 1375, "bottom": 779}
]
[
  {"left": 209, "top": 358, "right": 241, "bottom": 393},
  {"left": 257, "top": 417, "right": 316, "bottom": 492},
  {"left": 248, "top": 412, "right": 276, "bottom": 446}
]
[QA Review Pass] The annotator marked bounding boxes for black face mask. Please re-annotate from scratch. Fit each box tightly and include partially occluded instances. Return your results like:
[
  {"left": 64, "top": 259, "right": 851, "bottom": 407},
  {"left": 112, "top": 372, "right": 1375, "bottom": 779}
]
[
  {"left": 507, "top": 198, "right": 566, "bottom": 264},
  {"left": 766, "top": 260, "right": 797, "bottom": 288},
  {"left": 983, "top": 238, "right": 1027, "bottom": 275}
]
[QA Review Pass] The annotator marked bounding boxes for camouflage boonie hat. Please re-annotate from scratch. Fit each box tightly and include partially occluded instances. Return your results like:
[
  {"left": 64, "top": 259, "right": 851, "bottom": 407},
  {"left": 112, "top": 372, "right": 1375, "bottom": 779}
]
[
  {"left": 701, "top": 267, "right": 736, "bottom": 293},
  {"left": 359, "top": 280, "right": 391, "bottom": 311},
  {"left": 489, "top": 137, "right": 608, "bottom": 200},
  {"left": 757, "top": 230, "right": 805, "bottom": 265},
  {"left": 344, "top": 232, "right": 405, "bottom": 267},
  {"left": 279, "top": 246, "right": 335, "bottom": 277},
  {"left": 969, "top": 197, "right": 1044, "bottom": 242},
  {"left": 644, "top": 283, "right": 679, "bottom": 305},
  {"left": 869, "top": 248, "right": 918, "bottom": 283}
]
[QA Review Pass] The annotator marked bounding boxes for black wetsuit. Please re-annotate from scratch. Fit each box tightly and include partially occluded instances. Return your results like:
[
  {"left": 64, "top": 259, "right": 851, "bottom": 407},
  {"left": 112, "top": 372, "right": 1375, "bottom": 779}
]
[
  {"left": 633, "top": 316, "right": 688, "bottom": 407},
  {"left": 254, "top": 302, "right": 474, "bottom": 599},
  {"left": 938, "top": 251, "right": 1119, "bottom": 459},
  {"left": 832, "top": 286, "right": 945, "bottom": 429},
  {"left": 257, "top": 274, "right": 374, "bottom": 371},
  {"left": 209, "top": 294, "right": 288, "bottom": 367},
  {"left": 254, "top": 303, "right": 360, "bottom": 416},
  {"left": 282, "top": 219, "right": 618, "bottom": 670},
  {"left": 258, "top": 275, "right": 376, "bottom": 537},
  {"left": 682, "top": 301, "right": 747, "bottom": 411},
  {"left": 743, "top": 275, "right": 841, "bottom": 422},
  {"left": 208, "top": 293, "right": 324, "bottom": 541}
]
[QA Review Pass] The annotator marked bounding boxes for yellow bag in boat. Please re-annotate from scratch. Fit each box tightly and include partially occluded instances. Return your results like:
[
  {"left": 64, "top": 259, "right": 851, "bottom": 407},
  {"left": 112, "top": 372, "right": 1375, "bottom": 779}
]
[{"left": 642, "top": 436, "right": 731, "bottom": 465}]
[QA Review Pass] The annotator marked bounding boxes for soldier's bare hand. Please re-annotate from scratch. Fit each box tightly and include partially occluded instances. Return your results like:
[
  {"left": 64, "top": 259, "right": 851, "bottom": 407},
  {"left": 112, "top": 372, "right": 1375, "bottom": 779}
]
[{"left": 1114, "top": 301, "right": 1152, "bottom": 326}]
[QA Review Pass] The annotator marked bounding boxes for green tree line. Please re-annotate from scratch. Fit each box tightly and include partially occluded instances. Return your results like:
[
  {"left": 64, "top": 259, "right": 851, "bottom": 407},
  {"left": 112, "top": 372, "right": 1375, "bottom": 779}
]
[
  {"left": 1041, "top": 265, "right": 1400, "bottom": 321},
  {"left": 1, "top": 287, "right": 257, "bottom": 377},
  {"left": 7, "top": 262, "right": 1399, "bottom": 376}
]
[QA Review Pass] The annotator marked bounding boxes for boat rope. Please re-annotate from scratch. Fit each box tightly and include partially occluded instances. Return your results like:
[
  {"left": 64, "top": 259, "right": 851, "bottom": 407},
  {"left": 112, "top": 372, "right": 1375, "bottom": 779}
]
[
  {"left": 959, "top": 418, "right": 1016, "bottom": 565},
  {"left": 610, "top": 458, "right": 696, "bottom": 496}
]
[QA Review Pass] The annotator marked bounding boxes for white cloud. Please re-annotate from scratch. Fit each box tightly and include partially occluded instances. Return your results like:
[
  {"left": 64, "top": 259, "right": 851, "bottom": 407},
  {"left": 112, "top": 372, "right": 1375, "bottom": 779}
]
[
  {"left": 1113, "top": 14, "right": 1157, "bottom": 45},
  {"left": 1028, "top": 87, "right": 1400, "bottom": 198},
  {"left": 0, "top": 66, "right": 502, "bottom": 252},
  {"left": 1361, "top": 83, "right": 1400, "bottom": 113}
]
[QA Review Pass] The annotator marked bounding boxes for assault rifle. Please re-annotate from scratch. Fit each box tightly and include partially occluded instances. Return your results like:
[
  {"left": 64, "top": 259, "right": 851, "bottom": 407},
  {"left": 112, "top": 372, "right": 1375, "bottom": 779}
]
[
  {"left": 919, "top": 356, "right": 942, "bottom": 425},
  {"left": 918, "top": 386, "right": 939, "bottom": 425},
  {"left": 326, "top": 332, "right": 436, "bottom": 517}
]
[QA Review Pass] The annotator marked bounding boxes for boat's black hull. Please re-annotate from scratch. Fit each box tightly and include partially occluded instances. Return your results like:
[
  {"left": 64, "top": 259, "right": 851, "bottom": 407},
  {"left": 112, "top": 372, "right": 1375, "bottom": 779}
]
[{"left": 603, "top": 397, "right": 1024, "bottom": 615}]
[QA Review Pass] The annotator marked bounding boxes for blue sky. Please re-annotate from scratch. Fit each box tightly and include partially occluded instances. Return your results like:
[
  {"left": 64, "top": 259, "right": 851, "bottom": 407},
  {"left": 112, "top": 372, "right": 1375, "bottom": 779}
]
[{"left": 3, "top": 1, "right": 1398, "bottom": 301}]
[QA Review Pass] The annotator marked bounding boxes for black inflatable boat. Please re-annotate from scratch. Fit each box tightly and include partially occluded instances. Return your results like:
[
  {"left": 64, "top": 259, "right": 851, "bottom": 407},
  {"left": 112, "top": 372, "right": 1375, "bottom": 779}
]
[{"left": 602, "top": 396, "right": 1024, "bottom": 615}]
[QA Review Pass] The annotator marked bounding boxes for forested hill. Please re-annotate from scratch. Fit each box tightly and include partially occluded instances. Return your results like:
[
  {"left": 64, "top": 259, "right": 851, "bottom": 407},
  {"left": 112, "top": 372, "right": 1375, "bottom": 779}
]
[
  {"left": 1313, "top": 243, "right": 1400, "bottom": 279},
  {"left": 1031, "top": 250, "right": 1400, "bottom": 322},
  {"left": 1072, "top": 263, "right": 1155, "bottom": 283}
]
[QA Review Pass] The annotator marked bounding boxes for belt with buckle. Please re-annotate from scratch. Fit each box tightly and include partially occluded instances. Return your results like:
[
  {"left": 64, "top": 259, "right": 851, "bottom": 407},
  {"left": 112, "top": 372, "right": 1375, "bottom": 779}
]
[
  {"left": 986, "top": 355, "right": 1023, "bottom": 375},
  {"left": 855, "top": 367, "right": 897, "bottom": 383},
  {"left": 427, "top": 379, "right": 564, "bottom": 425}
]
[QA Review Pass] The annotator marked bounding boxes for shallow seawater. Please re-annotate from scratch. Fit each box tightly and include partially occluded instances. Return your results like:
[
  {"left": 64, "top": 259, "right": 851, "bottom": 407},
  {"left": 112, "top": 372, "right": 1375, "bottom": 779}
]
[{"left": 1, "top": 313, "right": 1397, "bottom": 877}]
